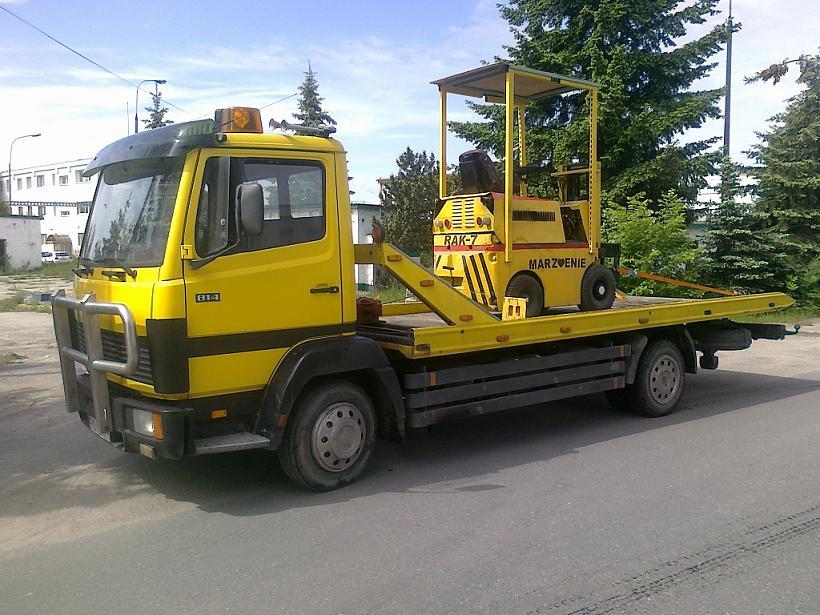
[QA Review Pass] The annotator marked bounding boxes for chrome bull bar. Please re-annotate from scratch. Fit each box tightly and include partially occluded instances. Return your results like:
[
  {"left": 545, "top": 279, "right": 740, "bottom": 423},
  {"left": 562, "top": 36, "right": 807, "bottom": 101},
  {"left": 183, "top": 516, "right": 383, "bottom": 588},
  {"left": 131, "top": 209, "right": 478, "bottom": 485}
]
[{"left": 52, "top": 289, "right": 139, "bottom": 438}]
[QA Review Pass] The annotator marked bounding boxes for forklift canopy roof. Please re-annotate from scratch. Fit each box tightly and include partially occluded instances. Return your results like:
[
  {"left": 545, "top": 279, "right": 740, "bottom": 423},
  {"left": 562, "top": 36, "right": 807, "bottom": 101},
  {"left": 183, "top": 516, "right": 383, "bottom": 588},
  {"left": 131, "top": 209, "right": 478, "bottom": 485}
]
[{"left": 432, "top": 62, "right": 598, "bottom": 103}]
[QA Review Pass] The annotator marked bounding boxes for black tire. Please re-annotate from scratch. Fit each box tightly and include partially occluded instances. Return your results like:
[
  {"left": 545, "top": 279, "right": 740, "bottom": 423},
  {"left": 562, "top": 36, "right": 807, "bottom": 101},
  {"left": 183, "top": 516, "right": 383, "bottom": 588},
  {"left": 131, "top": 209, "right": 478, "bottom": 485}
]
[
  {"left": 622, "top": 340, "right": 685, "bottom": 417},
  {"left": 579, "top": 264, "right": 616, "bottom": 311},
  {"left": 278, "top": 380, "right": 376, "bottom": 491},
  {"left": 505, "top": 273, "right": 544, "bottom": 318}
]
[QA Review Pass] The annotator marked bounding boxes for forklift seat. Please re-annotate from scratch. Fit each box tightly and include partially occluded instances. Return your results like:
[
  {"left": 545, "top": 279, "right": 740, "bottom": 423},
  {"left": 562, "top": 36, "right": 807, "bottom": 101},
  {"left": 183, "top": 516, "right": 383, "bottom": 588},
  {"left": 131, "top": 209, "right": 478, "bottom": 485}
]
[{"left": 459, "top": 149, "right": 501, "bottom": 194}]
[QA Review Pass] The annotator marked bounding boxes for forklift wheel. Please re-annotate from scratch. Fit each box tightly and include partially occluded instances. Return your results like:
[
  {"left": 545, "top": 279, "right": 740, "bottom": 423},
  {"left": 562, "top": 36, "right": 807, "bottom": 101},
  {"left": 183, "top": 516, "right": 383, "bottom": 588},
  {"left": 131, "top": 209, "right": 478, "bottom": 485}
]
[
  {"left": 579, "top": 264, "right": 616, "bottom": 311},
  {"left": 506, "top": 273, "right": 544, "bottom": 318}
]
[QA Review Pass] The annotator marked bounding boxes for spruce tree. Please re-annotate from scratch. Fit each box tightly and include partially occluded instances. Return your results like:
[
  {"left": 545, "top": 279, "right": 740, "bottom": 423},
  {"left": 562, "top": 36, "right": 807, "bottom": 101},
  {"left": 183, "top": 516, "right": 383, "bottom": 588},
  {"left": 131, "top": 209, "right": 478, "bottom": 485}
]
[
  {"left": 702, "top": 157, "right": 791, "bottom": 293},
  {"left": 746, "top": 53, "right": 819, "bottom": 301},
  {"left": 293, "top": 62, "right": 336, "bottom": 128},
  {"left": 379, "top": 148, "right": 439, "bottom": 259},
  {"left": 450, "top": 0, "right": 729, "bottom": 205},
  {"left": 142, "top": 92, "right": 173, "bottom": 129}
]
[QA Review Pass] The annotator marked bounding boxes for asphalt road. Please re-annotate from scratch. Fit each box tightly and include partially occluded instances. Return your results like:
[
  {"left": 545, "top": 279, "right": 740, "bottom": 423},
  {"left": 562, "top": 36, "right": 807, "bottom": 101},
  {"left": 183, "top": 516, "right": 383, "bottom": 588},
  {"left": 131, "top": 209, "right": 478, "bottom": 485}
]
[{"left": 1, "top": 312, "right": 818, "bottom": 614}]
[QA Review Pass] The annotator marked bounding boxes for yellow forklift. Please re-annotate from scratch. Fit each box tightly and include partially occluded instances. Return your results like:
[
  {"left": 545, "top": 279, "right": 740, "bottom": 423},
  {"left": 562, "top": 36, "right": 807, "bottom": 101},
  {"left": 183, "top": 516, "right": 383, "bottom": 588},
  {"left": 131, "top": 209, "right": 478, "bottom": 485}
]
[{"left": 432, "top": 63, "right": 615, "bottom": 317}]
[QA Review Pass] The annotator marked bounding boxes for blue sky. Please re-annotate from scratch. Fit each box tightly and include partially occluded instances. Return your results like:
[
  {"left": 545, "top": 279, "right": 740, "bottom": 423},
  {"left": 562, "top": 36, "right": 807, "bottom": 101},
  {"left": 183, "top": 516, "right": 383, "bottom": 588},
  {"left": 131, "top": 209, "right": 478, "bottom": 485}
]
[{"left": 1, "top": 0, "right": 816, "bottom": 202}]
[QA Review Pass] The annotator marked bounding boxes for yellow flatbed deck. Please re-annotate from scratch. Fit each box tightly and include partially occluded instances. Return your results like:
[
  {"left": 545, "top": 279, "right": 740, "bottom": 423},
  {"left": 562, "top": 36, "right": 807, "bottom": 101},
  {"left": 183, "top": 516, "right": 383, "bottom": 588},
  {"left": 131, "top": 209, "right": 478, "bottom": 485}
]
[{"left": 354, "top": 243, "right": 793, "bottom": 359}]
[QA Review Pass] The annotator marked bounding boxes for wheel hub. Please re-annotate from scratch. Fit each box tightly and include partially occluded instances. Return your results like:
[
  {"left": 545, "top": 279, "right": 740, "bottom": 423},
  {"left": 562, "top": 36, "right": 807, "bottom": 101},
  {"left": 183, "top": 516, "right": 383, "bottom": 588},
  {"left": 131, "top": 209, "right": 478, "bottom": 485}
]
[
  {"left": 311, "top": 402, "right": 366, "bottom": 472},
  {"left": 650, "top": 354, "right": 680, "bottom": 404},
  {"left": 594, "top": 282, "right": 607, "bottom": 299}
]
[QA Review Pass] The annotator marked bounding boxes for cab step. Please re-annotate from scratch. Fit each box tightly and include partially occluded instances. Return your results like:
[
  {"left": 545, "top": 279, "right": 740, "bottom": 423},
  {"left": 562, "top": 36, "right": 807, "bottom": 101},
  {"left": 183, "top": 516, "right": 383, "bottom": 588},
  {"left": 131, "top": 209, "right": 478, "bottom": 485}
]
[{"left": 195, "top": 432, "right": 271, "bottom": 455}]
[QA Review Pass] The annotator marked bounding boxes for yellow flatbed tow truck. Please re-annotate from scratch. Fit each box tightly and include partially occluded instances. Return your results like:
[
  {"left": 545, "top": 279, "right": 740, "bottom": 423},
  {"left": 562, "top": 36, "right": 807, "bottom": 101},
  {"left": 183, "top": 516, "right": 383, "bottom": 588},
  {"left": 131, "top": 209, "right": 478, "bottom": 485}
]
[{"left": 52, "top": 67, "right": 796, "bottom": 490}]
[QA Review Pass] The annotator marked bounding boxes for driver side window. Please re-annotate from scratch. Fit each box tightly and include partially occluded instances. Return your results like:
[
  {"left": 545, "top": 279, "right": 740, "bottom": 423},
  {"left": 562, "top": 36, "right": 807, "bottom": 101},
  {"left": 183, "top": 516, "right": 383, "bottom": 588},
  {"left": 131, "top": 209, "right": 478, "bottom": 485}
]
[
  {"left": 237, "top": 158, "right": 326, "bottom": 251},
  {"left": 194, "top": 156, "right": 326, "bottom": 257},
  {"left": 194, "top": 157, "right": 231, "bottom": 257}
]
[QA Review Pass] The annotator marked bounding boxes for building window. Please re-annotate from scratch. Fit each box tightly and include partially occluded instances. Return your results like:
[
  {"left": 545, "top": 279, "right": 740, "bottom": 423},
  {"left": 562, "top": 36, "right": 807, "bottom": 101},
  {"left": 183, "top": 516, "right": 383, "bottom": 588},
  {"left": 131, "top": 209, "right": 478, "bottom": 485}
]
[
  {"left": 38, "top": 205, "right": 46, "bottom": 216},
  {"left": 78, "top": 204, "right": 90, "bottom": 213},
  {"left": 60, "top": 210, "right": 71, "bottom": 217},
  {"left": 36, "top": 175, "right": 45, "bottom": 187},
  {"left": 27, "top": 205, "right": 34, "bottom": 216},
  {"left": 17, "top": 178, "right": 23, "bottom": 190},
  {"left": 26, "top": 177, "right": 32, "bottom": 189},
  {"left": 78, "top": 232, "right": 84, "bottom": 247},
  {"left": 52, "top": 174, "right": 56, "bottom": 185},
  {"left": 59, "top": 175, "right": 69, "bottom": 186}
]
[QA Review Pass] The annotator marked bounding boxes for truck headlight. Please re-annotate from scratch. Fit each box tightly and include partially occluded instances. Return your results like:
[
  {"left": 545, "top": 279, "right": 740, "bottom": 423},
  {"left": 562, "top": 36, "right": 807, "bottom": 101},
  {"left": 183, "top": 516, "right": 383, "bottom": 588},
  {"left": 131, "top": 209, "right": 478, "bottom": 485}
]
[{"left": 132, "top": 408, "right": 164, "bottom": 440}]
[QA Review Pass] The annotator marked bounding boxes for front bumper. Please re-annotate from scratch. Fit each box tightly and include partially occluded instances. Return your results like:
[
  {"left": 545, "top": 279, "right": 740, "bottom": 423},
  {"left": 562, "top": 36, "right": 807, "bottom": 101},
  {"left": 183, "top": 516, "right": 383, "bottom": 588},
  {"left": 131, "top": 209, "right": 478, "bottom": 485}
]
[
  {"left": 75, "top": 373, "right": 189, "bottom": 459},
  {"left": 53, "top": 290, "right": 270, "bottom": 460},
  {"left": 53, "top": 290, "right": 187, "bottom": 459}
]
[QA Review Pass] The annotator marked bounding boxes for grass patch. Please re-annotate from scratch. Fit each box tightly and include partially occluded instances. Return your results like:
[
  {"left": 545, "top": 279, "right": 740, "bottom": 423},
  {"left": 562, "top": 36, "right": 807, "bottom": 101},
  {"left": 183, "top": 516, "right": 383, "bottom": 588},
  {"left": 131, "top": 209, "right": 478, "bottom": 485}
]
[
  {"left": 0, "top": 353, "right": 26, "bottom": 365},
  {"left": 735, "top": 306, "right": 819, "bottom": 324},
  {"left": 0, "top": 296, "right": 22, "bottom": 311},
  {"left": 364, "top": 286, "right": 409, "bottom": 304},
  {"left": 0, "top": 292, "right": 51, "bottom": 313},
  {"left": 0, "top": 262, "right": 76, "bottom": 281}
]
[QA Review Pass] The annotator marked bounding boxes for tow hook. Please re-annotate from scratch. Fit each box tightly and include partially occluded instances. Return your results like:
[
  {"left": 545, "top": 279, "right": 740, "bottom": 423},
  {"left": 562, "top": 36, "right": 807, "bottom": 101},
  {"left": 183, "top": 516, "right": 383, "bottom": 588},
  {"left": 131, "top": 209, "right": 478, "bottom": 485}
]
[{"left": 785, "top": 324, "right": 801, "bottom": 336}]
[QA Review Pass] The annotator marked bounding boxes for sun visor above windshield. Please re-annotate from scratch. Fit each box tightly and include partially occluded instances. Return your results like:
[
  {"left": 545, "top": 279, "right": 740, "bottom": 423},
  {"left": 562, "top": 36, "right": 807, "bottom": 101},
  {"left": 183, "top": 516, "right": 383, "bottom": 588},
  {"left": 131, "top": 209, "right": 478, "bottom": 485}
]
[{"left": 83, "top": 119, "right": 218, "bottom": 177}]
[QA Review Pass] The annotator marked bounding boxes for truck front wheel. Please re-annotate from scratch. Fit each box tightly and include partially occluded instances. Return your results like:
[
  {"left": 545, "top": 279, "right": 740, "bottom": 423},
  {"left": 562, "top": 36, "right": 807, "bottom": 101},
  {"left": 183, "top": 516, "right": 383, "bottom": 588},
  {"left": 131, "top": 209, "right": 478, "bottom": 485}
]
[
  {"left": 608, "top": 339, "right": 685, "bottom": 417},
  {"left": 278, "top": 380, "right": 376, "bottom": 491}
]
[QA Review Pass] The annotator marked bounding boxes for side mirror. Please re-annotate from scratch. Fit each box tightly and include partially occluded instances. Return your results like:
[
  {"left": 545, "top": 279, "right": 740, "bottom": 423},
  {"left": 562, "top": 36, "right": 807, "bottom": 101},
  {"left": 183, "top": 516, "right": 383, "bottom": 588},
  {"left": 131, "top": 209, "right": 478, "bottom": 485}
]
[{"left": 236, "top": 183, "right": 264, "bottom": 236}]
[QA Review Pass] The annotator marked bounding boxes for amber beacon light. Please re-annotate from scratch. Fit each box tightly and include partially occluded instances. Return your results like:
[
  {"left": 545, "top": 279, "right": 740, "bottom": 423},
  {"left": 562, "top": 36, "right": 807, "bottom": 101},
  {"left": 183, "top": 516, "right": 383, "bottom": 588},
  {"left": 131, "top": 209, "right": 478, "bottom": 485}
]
[{"left": 214, "top": 107, "right": 263, "bottom": 133}]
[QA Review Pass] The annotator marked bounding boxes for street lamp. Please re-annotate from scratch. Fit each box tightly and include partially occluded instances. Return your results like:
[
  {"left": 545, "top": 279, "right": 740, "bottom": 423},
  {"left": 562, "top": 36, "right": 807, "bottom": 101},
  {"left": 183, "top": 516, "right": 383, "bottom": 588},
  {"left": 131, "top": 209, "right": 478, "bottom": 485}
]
[
  {"left": 134, "top": 79, "right": 166, "bottom": 134},
  {"left": 7, "top": 133, "right": 42, "bottom": 206}
]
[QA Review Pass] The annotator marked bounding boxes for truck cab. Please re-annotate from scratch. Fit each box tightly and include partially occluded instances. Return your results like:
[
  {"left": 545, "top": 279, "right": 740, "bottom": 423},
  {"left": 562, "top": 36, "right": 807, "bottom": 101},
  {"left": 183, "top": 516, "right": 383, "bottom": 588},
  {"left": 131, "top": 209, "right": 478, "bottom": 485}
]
[{"left": 53, "top": 108, "right": 380, "bottom": 469}]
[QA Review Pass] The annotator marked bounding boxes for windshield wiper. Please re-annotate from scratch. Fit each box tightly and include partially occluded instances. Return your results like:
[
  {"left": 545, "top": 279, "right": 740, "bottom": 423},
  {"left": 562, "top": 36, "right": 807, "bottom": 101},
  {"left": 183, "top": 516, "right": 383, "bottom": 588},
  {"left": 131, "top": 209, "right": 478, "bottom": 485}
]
[
  {"left": 94, "top": 257, "right": 138, "bottom": 280},
  {"left": 74, "top": 258, "right": 95, "bottom": 277}
]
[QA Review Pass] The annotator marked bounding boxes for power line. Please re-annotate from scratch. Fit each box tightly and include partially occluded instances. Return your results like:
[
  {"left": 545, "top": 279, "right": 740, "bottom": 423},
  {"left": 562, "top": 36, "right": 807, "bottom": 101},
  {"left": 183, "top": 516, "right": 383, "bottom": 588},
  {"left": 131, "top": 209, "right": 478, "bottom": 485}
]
[
  {"left": 190, "top": 92, "right": 299, "bottom": 122},
  {"left": 0, "top": 4, "right": 189, "bottom": 115},
  {"left": 260, "top": 92, "right": 298, "bottom": 110}
]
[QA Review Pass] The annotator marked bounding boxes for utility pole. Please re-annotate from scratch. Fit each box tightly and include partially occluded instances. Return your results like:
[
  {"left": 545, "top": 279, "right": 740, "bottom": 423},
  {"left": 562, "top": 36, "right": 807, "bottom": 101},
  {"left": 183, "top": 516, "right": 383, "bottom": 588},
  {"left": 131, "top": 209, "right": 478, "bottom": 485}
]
[
  {"left": 134, "top": 78, "right": 166, "bottom": 134},
  {"left": 723, "top": 0, "right": 733, "bottom": 159},
  {"left": 7, "top": 133, "right": 42, "bottom": 206}
]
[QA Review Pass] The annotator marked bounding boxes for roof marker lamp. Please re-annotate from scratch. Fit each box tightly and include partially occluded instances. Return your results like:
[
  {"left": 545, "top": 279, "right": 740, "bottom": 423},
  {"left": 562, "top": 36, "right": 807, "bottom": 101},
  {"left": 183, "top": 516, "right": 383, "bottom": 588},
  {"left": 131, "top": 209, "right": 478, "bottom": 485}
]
[{"left": 214, "top": 107, "right": 263, "bottom": 133}]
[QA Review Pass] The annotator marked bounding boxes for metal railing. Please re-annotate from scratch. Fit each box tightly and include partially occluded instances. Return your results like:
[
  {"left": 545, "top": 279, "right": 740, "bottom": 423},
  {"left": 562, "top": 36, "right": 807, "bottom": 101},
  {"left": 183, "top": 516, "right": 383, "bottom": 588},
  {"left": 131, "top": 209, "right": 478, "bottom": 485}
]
[{"left": 52, "top": 290, "right": 138, "bottom": 439}]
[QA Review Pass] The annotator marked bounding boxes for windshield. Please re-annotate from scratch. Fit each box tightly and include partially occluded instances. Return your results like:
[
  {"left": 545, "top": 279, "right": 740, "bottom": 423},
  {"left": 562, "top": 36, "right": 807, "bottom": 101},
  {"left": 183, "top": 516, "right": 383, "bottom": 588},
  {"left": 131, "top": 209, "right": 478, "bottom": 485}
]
[{"left": 80, "top": 157, "right": 184, "bottom": 268}]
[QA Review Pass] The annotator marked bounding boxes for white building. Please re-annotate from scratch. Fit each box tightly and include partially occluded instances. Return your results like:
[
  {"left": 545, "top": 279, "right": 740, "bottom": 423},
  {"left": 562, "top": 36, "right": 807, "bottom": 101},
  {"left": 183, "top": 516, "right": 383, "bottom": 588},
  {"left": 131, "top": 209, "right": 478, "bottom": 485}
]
[
  {"left": 3, "top": 158, "right": 94, "bottom": 254},
  {"left": 350, "top": 202, "right": 382, "bottom": 290},
  {"left": 0, "top": 214, "right": 43, "bottom": 270},
  {"left": 3, "top": 158, "right": 93, "bottom": 203}
]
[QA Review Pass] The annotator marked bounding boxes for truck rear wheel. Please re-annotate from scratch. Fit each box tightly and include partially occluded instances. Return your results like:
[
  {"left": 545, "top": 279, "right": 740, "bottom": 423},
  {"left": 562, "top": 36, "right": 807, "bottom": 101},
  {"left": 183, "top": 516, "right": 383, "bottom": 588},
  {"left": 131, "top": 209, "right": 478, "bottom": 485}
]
[
  {"left": 579, "top": 264, "right": 616, "bottom": 311},
  {"left": 278, "top": 380, "right": 376, "bottom": 491},
  {"left": 505, "top": 273, "right": 544, "bottom": 318},
  {"left": 612, "top": 339, "right": 684, "bottom": 417}
]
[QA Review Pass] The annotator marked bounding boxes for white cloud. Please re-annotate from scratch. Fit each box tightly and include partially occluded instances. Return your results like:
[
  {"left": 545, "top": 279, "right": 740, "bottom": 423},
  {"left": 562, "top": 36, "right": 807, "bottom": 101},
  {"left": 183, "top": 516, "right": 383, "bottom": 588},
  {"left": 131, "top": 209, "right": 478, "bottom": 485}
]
[{"left": 1, "top": 0, "right": 814, "bottom": 201}]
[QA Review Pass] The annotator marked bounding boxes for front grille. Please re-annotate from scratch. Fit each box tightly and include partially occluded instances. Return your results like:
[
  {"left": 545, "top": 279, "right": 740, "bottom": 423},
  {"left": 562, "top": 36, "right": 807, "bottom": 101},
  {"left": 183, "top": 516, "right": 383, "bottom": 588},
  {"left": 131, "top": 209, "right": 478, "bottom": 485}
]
[
  {"left": 74, "top": 320, "right": 154, "bottom": 385},
  {"left": 451, "top": 198, "right": 476, "bottom": 229}
]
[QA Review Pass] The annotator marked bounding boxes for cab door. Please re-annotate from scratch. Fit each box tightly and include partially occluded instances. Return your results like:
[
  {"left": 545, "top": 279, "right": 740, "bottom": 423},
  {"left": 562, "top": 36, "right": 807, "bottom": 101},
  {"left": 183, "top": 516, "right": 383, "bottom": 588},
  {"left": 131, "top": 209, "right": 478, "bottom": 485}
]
[{"left": 181, "top": 148, "right": 344, "bottom": 398}]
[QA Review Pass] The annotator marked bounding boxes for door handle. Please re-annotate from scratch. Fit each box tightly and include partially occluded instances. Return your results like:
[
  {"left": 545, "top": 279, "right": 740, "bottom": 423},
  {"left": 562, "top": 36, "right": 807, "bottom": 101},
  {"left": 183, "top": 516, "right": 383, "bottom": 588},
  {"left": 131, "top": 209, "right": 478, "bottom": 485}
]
[{"left": 310, "top": 285, "right": 340, "bottom": 294}]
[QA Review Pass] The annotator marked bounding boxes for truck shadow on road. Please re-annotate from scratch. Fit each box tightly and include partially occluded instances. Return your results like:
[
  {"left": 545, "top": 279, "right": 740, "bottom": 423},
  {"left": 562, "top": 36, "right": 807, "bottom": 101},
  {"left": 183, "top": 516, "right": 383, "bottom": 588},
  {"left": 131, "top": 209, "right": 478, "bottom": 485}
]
[
  {"left": 2, "top": 368, "right": 818, "bottom": 523},
  {"left": 136, "top": 368, "right": 820, "bottom": 515}
]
